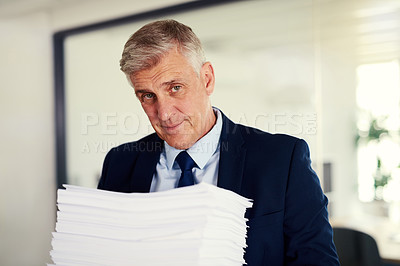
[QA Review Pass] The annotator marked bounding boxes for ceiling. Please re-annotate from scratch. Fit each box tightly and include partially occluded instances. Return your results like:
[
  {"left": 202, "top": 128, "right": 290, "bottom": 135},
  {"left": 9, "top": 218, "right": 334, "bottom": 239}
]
[
  {"left": 0, "top": 0, "right": 90, "bottom": 18},
  {"left": 1, "top": 0, "right": 400, "bottom": 64}
]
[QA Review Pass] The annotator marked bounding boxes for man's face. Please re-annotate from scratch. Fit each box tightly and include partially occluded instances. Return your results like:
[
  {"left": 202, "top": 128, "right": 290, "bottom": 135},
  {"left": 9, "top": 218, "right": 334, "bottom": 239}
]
[{"left": 130, "top": 47, "right": 216, "bottom": 150}]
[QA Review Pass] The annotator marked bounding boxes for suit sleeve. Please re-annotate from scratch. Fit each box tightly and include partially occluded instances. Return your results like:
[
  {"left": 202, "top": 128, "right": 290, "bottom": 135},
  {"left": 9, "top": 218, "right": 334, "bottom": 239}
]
[
  {"left": 284, "top": 139, "right": 339, "bottom": 265},
  {"left": 97, "top": 147, "right": 114, "bottom": 190}
]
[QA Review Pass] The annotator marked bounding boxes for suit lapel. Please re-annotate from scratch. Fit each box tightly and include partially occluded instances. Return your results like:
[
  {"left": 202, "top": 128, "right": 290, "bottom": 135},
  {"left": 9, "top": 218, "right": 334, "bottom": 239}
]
[
  {"left": 217, "top": 113, "right": 246, "bottom": 195},
  {"left": 130, "top": 134, "right": 163, "bottom": 192}
]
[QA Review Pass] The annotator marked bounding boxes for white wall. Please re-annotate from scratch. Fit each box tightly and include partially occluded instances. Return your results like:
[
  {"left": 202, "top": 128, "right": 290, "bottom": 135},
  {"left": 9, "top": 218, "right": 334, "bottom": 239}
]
[
  {"left": 0, "top": 1, "right": 186, "bottom": 265},
  {"left": 320, "top": 49, "right": 359, "bottom": 217},
  {"left": 0, "top": 11, "right": 54, "bottom": 266}
]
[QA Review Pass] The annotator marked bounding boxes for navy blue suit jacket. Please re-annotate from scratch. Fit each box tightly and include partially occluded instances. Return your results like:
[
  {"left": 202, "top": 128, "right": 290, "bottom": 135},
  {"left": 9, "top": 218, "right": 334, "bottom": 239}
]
[{"left": 98, "top": 112, "right": 339, "bottom": 265}]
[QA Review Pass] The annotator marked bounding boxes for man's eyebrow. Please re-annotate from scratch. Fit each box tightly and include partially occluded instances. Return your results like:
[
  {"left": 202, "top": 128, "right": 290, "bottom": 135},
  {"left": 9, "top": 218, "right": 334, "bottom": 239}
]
[
  {"left": 134, "top": 89, "right": 150, "bottom": 95},
  {"left": 160, "top": 79, "right": 183, "bottom": 87},
  {"left": 134, "top": 79, "right": 184, "bottom": 95}
]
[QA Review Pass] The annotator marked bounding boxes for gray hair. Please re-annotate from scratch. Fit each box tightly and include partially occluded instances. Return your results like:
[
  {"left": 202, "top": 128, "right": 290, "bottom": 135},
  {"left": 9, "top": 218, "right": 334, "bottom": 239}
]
[{"left": 120, "top": 19, "right": 206, "bottom": 78}]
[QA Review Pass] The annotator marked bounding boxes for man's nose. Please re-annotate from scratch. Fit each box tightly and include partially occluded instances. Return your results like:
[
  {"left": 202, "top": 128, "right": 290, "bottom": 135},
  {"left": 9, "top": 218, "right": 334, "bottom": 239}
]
[{"left": 156, "top": 97, "right": 175, "bottom": 121}]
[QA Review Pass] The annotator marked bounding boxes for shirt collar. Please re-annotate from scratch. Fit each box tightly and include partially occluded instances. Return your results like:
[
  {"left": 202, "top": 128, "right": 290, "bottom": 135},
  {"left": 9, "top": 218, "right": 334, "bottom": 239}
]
[{"left": 164, "top": 108, "right": 223, "bottom": 170}]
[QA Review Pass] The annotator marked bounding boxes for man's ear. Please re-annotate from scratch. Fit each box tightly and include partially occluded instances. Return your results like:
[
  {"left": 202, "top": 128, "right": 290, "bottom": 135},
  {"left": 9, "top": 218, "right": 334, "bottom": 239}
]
[{"left": 201, "top": 62, "right": 215, "bottom": 96}]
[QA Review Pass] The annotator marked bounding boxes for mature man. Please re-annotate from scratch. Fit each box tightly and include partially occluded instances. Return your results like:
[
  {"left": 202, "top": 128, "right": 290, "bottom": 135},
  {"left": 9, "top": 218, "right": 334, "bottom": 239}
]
[{"left": 98, "top": 20, "right": 339, "bottom": 265}]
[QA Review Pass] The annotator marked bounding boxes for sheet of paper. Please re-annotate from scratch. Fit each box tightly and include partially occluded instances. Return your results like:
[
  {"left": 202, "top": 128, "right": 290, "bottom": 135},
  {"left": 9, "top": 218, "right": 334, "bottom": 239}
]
[{"left": 49, "top": 182, "right": 252, "bottom": 266}]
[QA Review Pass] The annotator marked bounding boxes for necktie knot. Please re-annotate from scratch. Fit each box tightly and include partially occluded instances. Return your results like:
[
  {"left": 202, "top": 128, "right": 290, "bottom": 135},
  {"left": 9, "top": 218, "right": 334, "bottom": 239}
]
[
  {"left": 175, "top": 151, "right": 196, "bottom": 171},
  {"left": 175, "top": 151, "right": 197, "bottom": 187}
]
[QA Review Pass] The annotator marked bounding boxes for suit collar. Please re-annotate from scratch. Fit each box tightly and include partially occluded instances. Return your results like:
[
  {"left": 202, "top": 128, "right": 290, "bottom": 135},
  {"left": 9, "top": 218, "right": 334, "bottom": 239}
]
[{"left": 217, "top": 111, "right": 246, "bottom": 195}]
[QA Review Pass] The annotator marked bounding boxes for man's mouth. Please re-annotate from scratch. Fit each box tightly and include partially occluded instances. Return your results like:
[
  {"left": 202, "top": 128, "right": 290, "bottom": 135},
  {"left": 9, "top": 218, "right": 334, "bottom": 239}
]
[{"left": 161, "top": 120, "right": 184, "bottom": 132}]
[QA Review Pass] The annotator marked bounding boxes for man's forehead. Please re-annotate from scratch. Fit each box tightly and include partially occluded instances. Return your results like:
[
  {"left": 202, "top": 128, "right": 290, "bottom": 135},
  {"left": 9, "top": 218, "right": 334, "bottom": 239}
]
[
  {"left": 131, "top": 66, "right": 193, "bottom": 90},
  {"left": 131, "top": 69, "right": 185, "bottom": 84}
]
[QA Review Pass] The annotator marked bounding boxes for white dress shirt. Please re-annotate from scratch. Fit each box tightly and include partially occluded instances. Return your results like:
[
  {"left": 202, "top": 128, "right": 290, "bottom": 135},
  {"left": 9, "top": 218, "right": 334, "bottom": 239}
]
[{"left": 149, "top": 109, "right": 223, "bottom": 192}]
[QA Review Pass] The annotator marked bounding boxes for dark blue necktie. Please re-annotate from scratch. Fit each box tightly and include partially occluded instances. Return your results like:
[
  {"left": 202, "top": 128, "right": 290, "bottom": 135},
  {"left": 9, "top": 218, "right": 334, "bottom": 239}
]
[{"left": 175, "top": 151, "right": 197, "bottom": 187}]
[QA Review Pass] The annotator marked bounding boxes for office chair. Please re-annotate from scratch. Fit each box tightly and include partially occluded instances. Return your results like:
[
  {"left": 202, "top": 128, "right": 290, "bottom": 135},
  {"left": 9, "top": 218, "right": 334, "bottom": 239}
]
[{"left": 333, "top": 227, "right": 382, "bottom": 266}]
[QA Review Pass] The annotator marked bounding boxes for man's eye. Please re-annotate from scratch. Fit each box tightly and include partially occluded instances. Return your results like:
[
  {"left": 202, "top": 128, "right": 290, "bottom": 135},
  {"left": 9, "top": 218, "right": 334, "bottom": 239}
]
[
  {"left": 141, "top": 93, "right": 155, "bottom": 103},
  {"left": 171, "top": 85, "right": 181, "bottom": 92}
]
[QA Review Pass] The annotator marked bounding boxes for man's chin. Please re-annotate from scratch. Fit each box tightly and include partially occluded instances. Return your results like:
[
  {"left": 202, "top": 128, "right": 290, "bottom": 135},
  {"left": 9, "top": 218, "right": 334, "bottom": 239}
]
[{"left": 164, "top": 137, "right": 195, "bottom": 150}]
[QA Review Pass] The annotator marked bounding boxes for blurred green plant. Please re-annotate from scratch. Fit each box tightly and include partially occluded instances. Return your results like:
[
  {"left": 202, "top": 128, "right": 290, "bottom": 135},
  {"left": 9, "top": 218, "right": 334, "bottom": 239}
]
[
  {"left": 356, "top": 116, "right": 391, "bottom": 200},
  {"left": 373, "top": 158, "right": 391, "bottom": 200},
  {"left": 356, "top": 117, "right": 389, "bottom": 143}
]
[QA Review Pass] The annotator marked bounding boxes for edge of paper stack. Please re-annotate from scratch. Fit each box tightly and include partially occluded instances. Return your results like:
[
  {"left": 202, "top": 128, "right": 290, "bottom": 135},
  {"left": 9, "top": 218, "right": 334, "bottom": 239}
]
[{"left": 49, "top": 182, "right": 253, "bottom": 266}]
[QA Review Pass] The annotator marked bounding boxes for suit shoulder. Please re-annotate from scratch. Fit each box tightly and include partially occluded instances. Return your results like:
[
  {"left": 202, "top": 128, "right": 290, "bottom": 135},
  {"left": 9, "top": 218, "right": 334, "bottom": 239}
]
[
  {"left": 237, "top": 124, "right": 300, "bottom": 147},
  {"left": 107, "top": 133, "right": 162, "bottom": 156}
]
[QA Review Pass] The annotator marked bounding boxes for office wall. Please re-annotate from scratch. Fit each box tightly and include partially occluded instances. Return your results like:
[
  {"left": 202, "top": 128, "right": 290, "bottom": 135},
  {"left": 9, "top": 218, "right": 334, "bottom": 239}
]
[{"left": 0, "top": 11, "right": 54, "bottom": 266}]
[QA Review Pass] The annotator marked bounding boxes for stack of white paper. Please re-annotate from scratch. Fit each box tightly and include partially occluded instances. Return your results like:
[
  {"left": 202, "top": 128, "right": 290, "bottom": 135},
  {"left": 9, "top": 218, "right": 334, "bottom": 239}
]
[{"left": 49, "top": 183, "right": 253, "bottom": 266}]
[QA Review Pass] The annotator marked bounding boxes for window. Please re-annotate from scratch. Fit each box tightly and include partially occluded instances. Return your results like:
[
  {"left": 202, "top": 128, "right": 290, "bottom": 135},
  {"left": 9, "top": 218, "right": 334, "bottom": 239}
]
[{"left": 356, "top": 61, "right": 400, "bottom": 202}]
